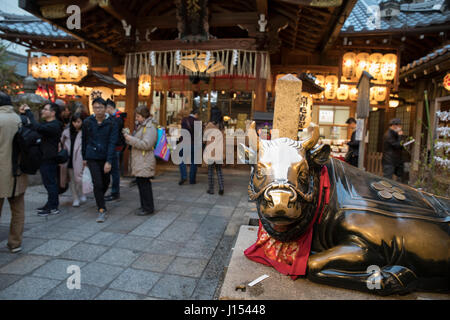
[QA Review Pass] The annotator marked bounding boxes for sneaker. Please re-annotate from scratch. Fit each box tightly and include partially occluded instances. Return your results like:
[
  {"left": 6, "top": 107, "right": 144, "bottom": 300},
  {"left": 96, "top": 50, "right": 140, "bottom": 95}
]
[
  {"left": 178, "top": 179, "right": 187, "bottom": 185},
  {"left": 80, "top": 195, "right": 87, "bottom": 203},
  {"left": 72, "top": 199, "right": 80, "bottom": 207},
  {"left": 8, "top": 246, "right": 22, "bottom": 254},
  {"left": 37, "top": 210, "right": 50, "bottom": 217},
  {"left": 135, "top": 209, "right": 154, "bottom": 216},
  {"left": 36, "top": 206, "right": 48, "bottom": 213},
  {"left": 105, "top": 193, "right": 120, "bottom": 201},
  {"left": 49, "top": 209, "right": 60, "bottom": 215},
  {"left": 96, "top": 209, "right": 107, "bottom": 223}
]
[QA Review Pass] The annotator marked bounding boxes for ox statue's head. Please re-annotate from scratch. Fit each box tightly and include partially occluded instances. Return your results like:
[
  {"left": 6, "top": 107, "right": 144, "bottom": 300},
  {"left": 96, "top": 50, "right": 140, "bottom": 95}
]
[{"left": 239, "top": 122, "right": 330, "bottom": 242}]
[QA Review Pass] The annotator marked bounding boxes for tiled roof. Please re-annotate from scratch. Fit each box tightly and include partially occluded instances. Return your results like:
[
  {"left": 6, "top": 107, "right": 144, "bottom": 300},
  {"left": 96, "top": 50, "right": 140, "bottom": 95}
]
[
  {"left": 399, "top": 44, "right": 450, "bottom": 74},
  {"left": 342, "top": 0, "right": 450, "bottom": 32},
  {"left": 0, "top": 10, "right": 73, "bottom": 39}
]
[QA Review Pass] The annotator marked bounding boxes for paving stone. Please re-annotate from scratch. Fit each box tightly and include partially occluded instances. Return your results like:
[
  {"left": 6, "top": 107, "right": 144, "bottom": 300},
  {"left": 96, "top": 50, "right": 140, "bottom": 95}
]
[
  {"left": 30, "top": 239, "right": 78, "bottom": 257},
  {"left": 23, "top": 227, "right": 73, "bottom": 240},
  {"left": 95, "top": 289, "right": 142, "bottom": 300},
  {"left": 132, "top": 253, "right": 174, "bottom": 272},
  {"left": 0, "top": 276, "right": 60, "bottom": 300},
  {"left": 167, "top": 257, "right": 208, "bottom": 278},
  {"left": 196, "top": 216, "right": 228, "bottom": 240},
  {"left": 60, "top": 243, "right": 108, "bottom": 262},
  {"left": 0, "top": 252, "right": 18, "bottom": 268},
  {"left": 114, "top": 235, "right": 154, "bottom": 251},
  {"left": 192, "top": 276, "right": 220, "bottom": 298},
  {"left": 157, "top": 221, "right": 200, "bottom": 243},
  {"left": 208, "top": 205, "right": 235, "bottom": 218},
  {"left": 102, "top": 215, "right": 148, "bottom": 234},
  {"left": 129, "top": 218, "right": 173, "bottom": 238},
  {"left": 97, "top": 248, "right": 141, "bottom": 267},
  {"left": 109, "top": 268, "right": 161, "bottom": 295},
  {"left": 85, "top": 232, "right": 124, "bottom": 246},
  {"left": 42, "top": 283, "right": 102, "bottom": 300},
  {"left": 215, "top": 196, "right": 241, "bottom": 207},
  {"left": 177, "top": 236, "right": 218, "bottom": 260},
  {"left": 81, "top": 262, "right": 124, "bottom": 287},
  {"left": 17, "top": 237, "right": 49, "bottom": 254},
  {"left": 149, "top": 274, "right": 198, "bottom": 300},
  {"left": 0, "top": 274, "right": 21, "bottom": 291},
  {"left": 56, "top": 228, "right": 98, "bottom": 242},
  {"left": 141, "top": 239, "right": 183, "bottom": 256},
  {"left": 0, "top": 255, "right": 49, "bottom": 275},
  {"left": 32, "top": 259, "right": 87, "bottom": 280}
]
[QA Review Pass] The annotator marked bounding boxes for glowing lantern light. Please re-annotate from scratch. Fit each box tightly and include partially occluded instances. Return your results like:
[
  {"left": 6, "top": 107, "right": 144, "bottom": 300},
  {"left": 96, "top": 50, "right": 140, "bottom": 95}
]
[
  {"left": 389, "top": 99, "right": 399, "bottom": 108},
  {"left": 381, "top": 53, "right": 397, "bottom": 81},
  {"left": 55, "top": 84, "right": 66, "bottom": 96},
  {"left": 313, "top": 75, "right": 325, "bottom": 99},
  {"left": 369, "top": 53, "right": 383, "bottom": 79},
  {"left": 324, "top": 75, "right": 338, "bottom": 100},
  {"left": 349, "top": 86, "right": 358, "bottom": 101},
  {"left": 342, "top": 52, "right": 356, "bottom": 80},
  {"left": 39, "top": 56, "right": 50, "bottom": 78},
  {"left": 59, "top": 56, "right": 69, "bottom": 79},
  {"left": 48, "top": 56, "right": 59, "bottom": 79},
  {"left": 337, "top": 84, "right": 349, "bottom": 100},
  {"left": 79, "top": 56, "right": 89, "bottom": 77},
  {"left": 375, "top": 86, "right": 387, "bottom": 102},
  {"left": 30, "top": 57, "right": 40, "bottom": 78},
  {"left": 443, "top": 73, "right": 450, "bottom": 91},
  {"left": 68, "top": 56, "right": 80, "bottom": 79},
  {"left": 139, "top": 75, "right": 151, "bottom": 96},
  {"left": 355, "top": 52, "right": 370, "bottom": 79},
  {"left": 65, "top": 84, "right": 75, "bottom": 95}
]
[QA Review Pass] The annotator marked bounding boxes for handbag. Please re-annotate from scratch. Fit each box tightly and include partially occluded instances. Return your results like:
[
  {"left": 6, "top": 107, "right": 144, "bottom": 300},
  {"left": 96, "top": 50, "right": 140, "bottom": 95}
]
[
  {"left": 56, "top": 148, "right": 69, "bottom": 164},
  {"left": 154, "top": 126, "right": 170, "bottom": 161}
]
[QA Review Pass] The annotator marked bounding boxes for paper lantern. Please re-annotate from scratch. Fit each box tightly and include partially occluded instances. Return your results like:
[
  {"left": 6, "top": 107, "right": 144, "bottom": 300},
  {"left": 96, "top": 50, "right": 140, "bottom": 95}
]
[
  {"left": 337, "top": 85, "right": 349, "bottom": 101},
  {"left": 65, "top": 84, "right": 75, "bottom": 95},
  {"left": 381, "top": 53, "right": 397, "bottom": 81},
  {"left": 139, "top": 75, "right": 151, "bottom": 96},
  {"left": 375, "top": 86, "right": 387, "bottom": 102},
  {"left": 298, "top": 93, "right": 313, "bottom": 130},
  {"left": 349, "top": 86, "right": 358, "bottom": 101},
  {"left": 355, "top": 52, "right": 370, "bottom": 79},
  {"left": 369, "top": 53, "right": 383, "bottom": 80},
  {"left": 313, "top": 75, "right": 325, "bottom": 99},
  {"left": 342, "top": 52, "right": 356, "bottom": 80},
  {"left": 369, "top": 87, "right": 377, "bottom": 105},
  {"left": 59, "top": 56, "right": 69, "bottom": 79},
  {"left": 79, "top": 56, "right": 89, "bottom": 77},
  {"left": 324, "top": 75, "right": 338, "bottom": 100},
  {"left": 47, "top": 56, "right": 59, "bottom": 79},
  {"left": 68, "top": 56, "right": 80, "bottom": 79},
  {"left": 39, "top": 56, "right": 50, "bottom": 78},
  {"left": 30, "top": 57, "right": 40, "bottom": 78},
  {"left": 55, "top": 84, "right": 66, "bottom": 96},
  {"left": 389, "top": 99, "right": 399, "bottom": 108},
  {"left": 443, "top": 73, "right": 450, "bottom": 91}
]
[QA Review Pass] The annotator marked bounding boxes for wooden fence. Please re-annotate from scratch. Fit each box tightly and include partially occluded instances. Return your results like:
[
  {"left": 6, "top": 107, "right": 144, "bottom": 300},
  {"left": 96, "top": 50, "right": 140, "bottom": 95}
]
[{"left": 367, "top": 152, "right": 383, "bottom": 176}]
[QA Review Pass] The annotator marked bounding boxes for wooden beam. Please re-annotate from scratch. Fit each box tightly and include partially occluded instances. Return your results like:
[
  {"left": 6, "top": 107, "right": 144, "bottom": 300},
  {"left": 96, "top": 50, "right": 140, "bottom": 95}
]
[
  {"left": 95, "top": 0, "right": 136, "bottom": 27},
  {"left": 256, "top": 0, "right": 268, "bottom": 17},
  {"left": 276, "top": 0, "right": 343, "bottom": 6},
  {"left": 123, "top": 76, "right": 138, "bottom": 175},
  {"left": 135, "top": 38, "right": 258, "bottom": 52}
]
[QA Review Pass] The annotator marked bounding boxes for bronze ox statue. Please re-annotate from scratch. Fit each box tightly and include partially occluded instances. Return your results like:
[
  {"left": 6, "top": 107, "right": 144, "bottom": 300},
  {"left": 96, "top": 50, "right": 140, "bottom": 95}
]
[{"left": 240, "top": 122, "right": 449, "bottom": 296}]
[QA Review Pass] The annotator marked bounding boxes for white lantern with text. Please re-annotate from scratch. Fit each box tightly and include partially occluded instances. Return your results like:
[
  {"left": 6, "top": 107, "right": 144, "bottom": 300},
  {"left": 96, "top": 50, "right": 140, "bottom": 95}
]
[
  {"left": 381, "top": 53, "right": 397, "bottom": 81},
  {"left": 369, "top": 53, "right": 383, "bottom": 80},
  {"left": 342, "top": 52, "right": 356, "bottom": 80},
  {"left": 355, "top": 52, "right": 370, "bottom": 79},
  {"left": 48, "top": 56, "right": 59, "bottom": 79},
  {"left": 337, "top": 84, "right": 349, "bottom": 101},
  {"left": 68, "top": 56, "right": 80, "bottom": 80},
  {"left": 39, "top": 56, "right": 50, "bottom": 78},
  {"left": 324, "top": 75, "right": 338, "bottom": 100},
  {"left": 30, "top": 57, "right": 40, "bottom": 78},
  {"left": 59, "top": 56, "right": 69, "bottom": 79},
  {"left": 349, "top": 86, "right": 358, "bottom": 101}
]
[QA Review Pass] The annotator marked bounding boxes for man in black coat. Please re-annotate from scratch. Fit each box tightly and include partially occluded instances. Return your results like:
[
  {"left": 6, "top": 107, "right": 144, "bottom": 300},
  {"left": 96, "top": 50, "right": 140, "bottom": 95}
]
[
  {"left": 22, "top": 102, "right": 63, "bottom": 216},
  {"left": 345, "top": 117, "right": 359, "bottom": 167},
  {"left": 82, "top": 97, "right": 118, "bottom": 223},
  {"left": 382, "top": 118, "right": 405, "bottom": 182},
  {"left": 179, "top": 109, "right": 201, "bottom": 185}
]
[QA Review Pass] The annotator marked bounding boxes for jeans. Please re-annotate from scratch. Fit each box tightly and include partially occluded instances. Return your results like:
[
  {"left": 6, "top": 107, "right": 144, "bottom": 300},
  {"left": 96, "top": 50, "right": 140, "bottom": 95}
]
[
  {"left": 110, "top": 151, "right": 121, "bottom": 195},
  {"left": 87, "top": 160, "right": 110, "bottom": 210},
  {"left": 179, "top": 148, "right": 197, "bottom": 183},
  {"left": 40, "top": 161, "right": 59, "bottom": 210},
  {"left": 136, "top": 177, "right": 154, "bottom": 212},
  {"left": 208, "top": 164, "right": 224, "bottom": 192},
  {"left": 0, "top": 193, "right": 25, "bottom": 249}
]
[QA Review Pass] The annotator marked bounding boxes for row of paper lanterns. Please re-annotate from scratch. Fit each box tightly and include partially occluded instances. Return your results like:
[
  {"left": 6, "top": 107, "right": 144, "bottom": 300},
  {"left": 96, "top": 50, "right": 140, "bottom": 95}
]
[
  {"left": 314, "top": 75, "right": 387, "bottom": 103},
  {"left": 113, "top": 74, "right": 152, "bottom": 97},
  {"left": 56, "top": 84, "right": 92, "bottom": 96},
  {"left": 29, "top": 56, "right": 89, "bottom": 80},
  {"left": 342, "top": 52, "right": 397, "bottom": 82}
]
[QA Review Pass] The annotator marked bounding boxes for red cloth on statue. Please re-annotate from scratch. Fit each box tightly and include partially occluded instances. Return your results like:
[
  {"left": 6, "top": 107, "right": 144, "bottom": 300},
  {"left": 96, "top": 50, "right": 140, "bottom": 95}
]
[{"left": 244, "top": 166, "right": 330, "bottom": 280}]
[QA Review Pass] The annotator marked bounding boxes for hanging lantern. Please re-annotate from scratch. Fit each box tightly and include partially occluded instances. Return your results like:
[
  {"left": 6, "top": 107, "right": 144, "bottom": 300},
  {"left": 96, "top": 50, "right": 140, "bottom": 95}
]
[
  {"left": 299, "top": 93, "right": 313, "bottom": 130},
  {"left": 65, "top": 84, "right": 75, "bottom": 95},
  {"left": 68, "top": 56, "right": 80, "bottom": 79},
  {"left": 369, "top": 87, "right": 377, "bottom": 105},
  {"left": 313, "top": 75, "right": 325, "bottom": 99},
  {"left": 139, "top": 75, "right": 151, "bottom": 96},
  {"left": 375, "top": 86, "right": 387, "bottom": 102},
  {"left": 443, "top": 73, "right": 450, "bottom": 91},
  {"left": 349, "top": 86, "right": 358, "bottom": 101},
  {"left": 389, "top": 99, "right": 399, "bottom": 108},
  {"left": 342, "top": 52, "right": 356, "bottom": 80},
  {"left": 381, "top": 53, "right": 397, "bottom": 81},
  {"left": 47, "top": 56, "right": 59, "bottom": 79},
  {"left": 337, "top": 84, "right": 349, "bottom": 100},
  {"left": 30, "top": 56, "right": 41, "bottom": 78},
  {"left": 324, "top": 75, "right": 338, "bottom": 100},
  {"left": 59, "top": 56, "right": 69, "bottom": 79},
  {"left": 79, "top": 56, "right": 89, "bottom": 77},
  {"left": 355, "top": 52, "right": 370, "bottom": 79},
  {"left": 39, "top": 56, "right": 50, "bottom": 78},
  {"left": 55, "top": 84, "right": 66, "bottom": 96},
  {"left": 369, "top": 53, "right": 383, "bottom": 80}
]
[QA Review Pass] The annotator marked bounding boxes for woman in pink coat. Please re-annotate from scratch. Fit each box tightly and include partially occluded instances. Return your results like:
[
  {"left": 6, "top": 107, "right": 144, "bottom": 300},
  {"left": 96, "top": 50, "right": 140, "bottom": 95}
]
[{"left": 60, "top": 113, "right": 86, "bottom": 207}]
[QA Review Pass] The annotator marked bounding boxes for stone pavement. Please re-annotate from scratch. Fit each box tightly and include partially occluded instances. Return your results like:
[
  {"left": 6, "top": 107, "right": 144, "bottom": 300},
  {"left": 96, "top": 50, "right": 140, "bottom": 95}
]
[{"left": 0, "top": 166, "right": 253, "bottom": 300}]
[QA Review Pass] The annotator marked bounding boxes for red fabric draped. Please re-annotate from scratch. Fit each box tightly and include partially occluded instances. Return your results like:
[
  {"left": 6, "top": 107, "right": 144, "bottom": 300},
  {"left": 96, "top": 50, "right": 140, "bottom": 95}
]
[{"left": 244, "top": 166, "right": 330, "bottom": 280}]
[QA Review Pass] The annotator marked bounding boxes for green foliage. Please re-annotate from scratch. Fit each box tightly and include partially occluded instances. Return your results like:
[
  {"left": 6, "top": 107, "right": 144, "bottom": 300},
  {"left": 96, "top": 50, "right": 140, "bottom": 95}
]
[{"left": 0, "top": 43, "right": 23, "bottom": 95}]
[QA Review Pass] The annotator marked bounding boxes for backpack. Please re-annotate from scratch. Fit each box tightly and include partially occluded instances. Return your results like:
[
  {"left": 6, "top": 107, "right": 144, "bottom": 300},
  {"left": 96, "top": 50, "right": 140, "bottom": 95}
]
[{"left": 12, "top": 118, "right": 43, "bottom": 176}]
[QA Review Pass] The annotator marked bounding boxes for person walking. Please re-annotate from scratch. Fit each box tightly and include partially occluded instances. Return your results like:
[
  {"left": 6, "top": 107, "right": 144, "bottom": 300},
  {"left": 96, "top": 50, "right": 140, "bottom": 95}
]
[
  {"left": 344, "top": 117, "right": 359, "bottom": 167},
  {"left": 61, "top": 113, "right": 87, "bottom": 207},
  {"left": 124, "top": 105, "right": 157, "bottom": 215},
  {"left": 382, "top": 118, "right": 405, "bottom": 182},
  {"left": 105, "top": 99, "right": 125, "bottom": 201},
  {"left": 22, "top": 102, "right": 63, "bottom": 216},
  {"left": 179, "top": 108, "right": 201, "bottom": 185},
  {"left": 82, "top": 97, "right": 118, "bottom": 223},
  {"left": 0, "top": 92, "right": 28, "bottom": 253},
  {"left": 204, "top": 107, "right": 225, "bottom": 195}
]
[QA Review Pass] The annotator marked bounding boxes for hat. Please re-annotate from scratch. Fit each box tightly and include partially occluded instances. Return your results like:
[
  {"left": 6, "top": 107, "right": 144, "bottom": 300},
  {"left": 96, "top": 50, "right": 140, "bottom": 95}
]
[{"left": 389, "top": 118, "right": 401, "bottom": 125}]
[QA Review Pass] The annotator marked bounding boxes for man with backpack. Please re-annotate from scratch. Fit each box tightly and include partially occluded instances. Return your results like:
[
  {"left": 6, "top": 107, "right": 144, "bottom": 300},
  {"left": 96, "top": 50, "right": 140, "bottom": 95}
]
[
  {"left": 82, "top": 97, "right": 118, "bottom": 223},
  {"left": 0, "top": 92, "right": 28, "bottom": 253},
  {"left": 21, "top": 102, "right": 63, "bottom": 216}
]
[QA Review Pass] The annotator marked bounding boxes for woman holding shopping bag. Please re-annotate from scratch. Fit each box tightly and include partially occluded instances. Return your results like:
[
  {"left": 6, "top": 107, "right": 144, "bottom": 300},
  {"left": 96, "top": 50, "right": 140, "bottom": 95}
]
[
  {"left": 60, "top": 113, "right": 88, "bottom": 207},
  {"left": 124, "top": 105, "right": 157, "bottom": 215}
]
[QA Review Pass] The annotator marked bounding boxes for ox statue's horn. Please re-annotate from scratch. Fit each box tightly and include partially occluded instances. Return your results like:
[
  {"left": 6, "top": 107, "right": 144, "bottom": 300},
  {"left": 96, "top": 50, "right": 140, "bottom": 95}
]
[{"left": 301, "top": 123, "right": 320, "bottom": 150}]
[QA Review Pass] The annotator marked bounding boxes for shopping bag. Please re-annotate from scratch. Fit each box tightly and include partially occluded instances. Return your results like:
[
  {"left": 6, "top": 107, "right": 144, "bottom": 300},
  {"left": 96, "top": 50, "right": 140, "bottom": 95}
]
[
  {"left": 154, "top": 127, "right": 170, "bottom": 161},
  {"left": 82, "top": 167, "right": 93, "bottom": 194}
]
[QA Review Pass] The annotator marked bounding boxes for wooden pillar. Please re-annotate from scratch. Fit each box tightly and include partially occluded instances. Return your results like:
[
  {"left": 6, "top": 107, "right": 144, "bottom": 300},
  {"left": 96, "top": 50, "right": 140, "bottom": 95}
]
[
  {"left": 159, "top": 91, "right": 167, "bottom": 127},
  {"left": 253, "top": 53, "right": 267, "bottom": 112},
  {"left": 123, "top": 77, "right": 138, "bottom": 176}
]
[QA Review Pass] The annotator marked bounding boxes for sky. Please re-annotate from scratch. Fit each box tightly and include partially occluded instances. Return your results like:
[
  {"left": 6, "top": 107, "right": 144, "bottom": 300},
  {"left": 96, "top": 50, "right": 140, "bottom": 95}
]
[{"left": 1, "top": 0, "right": 34, "bottom": 56}]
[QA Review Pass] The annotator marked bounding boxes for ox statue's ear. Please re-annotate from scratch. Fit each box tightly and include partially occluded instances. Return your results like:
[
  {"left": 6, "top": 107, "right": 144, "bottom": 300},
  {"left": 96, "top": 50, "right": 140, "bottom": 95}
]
[
  {"left": 238, "top": 143, "right": 257, "bottom": 165},
  {"left": 309, "top": 144, "right": 330, "bottom": 167}
]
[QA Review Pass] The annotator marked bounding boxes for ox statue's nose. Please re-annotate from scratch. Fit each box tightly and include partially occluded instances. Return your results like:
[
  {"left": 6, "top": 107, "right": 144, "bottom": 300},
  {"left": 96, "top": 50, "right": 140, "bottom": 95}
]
[{"left": 268, "top": 190, "right": 292, "bottom": 210}]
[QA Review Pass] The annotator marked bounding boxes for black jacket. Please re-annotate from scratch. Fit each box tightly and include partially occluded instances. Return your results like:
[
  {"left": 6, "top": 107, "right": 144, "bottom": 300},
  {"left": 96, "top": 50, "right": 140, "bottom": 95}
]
[
  {"left": 347, "top": 131, "right": 359, "bottom": 157},
  {"left": 82, "top": 114, "right": 118, "bottom": 164},
  {"left": 382, "top": 128, "right": 403, "bottom": 166},
  {"left": 24, "top": 110, "right": 63, "bottom": 161}
]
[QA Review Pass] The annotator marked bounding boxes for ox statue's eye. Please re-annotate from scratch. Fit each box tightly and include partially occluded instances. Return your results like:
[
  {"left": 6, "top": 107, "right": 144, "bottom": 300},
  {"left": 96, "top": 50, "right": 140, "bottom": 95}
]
[
  {"left": 299, "top": 171, "right": 307, "bottom": 180},
  {"left": 256, "top": 167, "right": 264, "bottom": 179}
]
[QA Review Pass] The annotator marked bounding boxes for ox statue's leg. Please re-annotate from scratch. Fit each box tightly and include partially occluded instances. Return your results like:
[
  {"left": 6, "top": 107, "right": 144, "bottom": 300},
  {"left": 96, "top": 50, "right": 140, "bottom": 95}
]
[{"left": 307, "top": 241, "right": 418, "bottom": 296}]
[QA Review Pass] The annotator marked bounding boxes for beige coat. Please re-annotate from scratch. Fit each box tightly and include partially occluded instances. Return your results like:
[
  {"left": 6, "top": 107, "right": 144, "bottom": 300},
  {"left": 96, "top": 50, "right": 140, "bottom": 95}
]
[
  {"left": 0, "top": 105, "right": 28, "bottom": 198},
  {"left": 60, "top": 127, "right": 83, "bottom": 187},
  {"left": 127, "top": 117, "right": 157, "bottom": 178}
]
